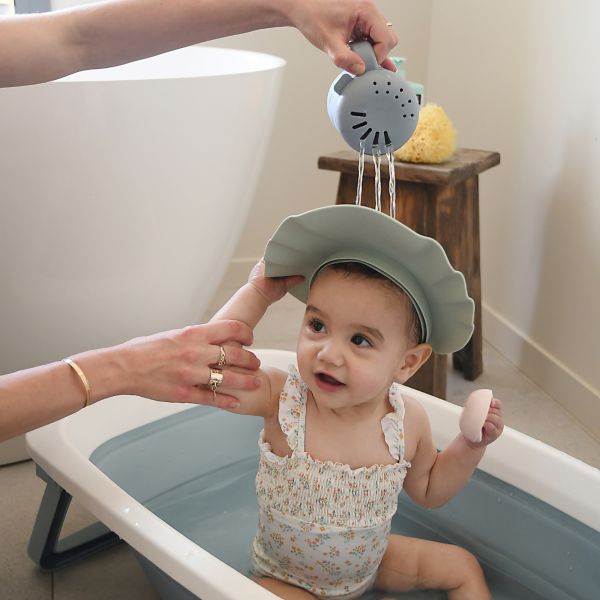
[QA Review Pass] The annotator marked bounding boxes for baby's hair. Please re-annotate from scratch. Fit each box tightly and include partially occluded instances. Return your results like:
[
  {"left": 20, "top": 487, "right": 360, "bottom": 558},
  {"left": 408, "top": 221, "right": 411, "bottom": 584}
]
[{"left": 319, "top": 262, "right": 423, "bottom": 345}]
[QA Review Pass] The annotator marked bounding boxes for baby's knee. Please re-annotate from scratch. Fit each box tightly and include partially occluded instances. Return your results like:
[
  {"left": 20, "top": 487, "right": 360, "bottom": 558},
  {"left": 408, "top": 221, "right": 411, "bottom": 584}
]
[
  {"left": 451, "top": 546, "right": 486, "bottom": 582},
  {"left": 447, "top": 547, "right": 492, "bottom": 600}
]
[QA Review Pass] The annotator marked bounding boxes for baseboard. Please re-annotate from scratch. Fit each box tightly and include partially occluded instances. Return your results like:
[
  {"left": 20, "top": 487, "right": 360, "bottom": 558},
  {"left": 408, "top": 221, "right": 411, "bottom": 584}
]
[{"left": 483, "top": 303, "right": 600, "bottom": 442}]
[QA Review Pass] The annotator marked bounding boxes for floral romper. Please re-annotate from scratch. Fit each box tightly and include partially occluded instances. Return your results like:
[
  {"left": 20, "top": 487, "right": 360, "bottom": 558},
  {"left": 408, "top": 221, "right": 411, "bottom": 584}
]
[{"left": 251, "top": 366, "right": 410, "bottom": 599}]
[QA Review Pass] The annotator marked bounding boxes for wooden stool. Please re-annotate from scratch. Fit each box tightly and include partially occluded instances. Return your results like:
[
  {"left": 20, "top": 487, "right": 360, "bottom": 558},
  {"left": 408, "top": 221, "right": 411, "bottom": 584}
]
[{"left": 318, "top": 148, "right": 500, "bottom": 398}]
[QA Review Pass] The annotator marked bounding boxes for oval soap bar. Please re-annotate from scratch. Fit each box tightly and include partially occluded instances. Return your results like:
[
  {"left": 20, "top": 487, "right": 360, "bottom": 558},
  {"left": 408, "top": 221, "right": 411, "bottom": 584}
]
[{"left": 459, "top": 389, "right": 493, "bottom": 443}]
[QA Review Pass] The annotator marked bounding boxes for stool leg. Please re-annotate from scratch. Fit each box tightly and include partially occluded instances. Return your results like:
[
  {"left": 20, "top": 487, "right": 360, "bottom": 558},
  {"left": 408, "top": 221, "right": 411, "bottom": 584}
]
[
  {"left": 406, "top": 177, "right": 483, "bottom": 382},
  {"left": 452, "top": 176, "right": 483, "bottom": 380}
]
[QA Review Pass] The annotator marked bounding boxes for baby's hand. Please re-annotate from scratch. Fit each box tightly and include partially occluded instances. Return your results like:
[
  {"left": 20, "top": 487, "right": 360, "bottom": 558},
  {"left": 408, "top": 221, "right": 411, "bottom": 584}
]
[
  {"left": 467, "top": 398, "right": 504, "bottom": 449},
  {"left": 248, "top": 259, "right": 304, "bottom": 305}
]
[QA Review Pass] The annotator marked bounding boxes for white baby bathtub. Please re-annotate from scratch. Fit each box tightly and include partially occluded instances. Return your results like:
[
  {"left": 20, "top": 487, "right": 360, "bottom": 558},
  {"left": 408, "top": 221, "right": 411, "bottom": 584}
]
[
  {"left": 0, "top": 45, "right": 285, "bottom": 464},
  {"left": 26, "top": 349, "right": 600, "bottom": 600}
]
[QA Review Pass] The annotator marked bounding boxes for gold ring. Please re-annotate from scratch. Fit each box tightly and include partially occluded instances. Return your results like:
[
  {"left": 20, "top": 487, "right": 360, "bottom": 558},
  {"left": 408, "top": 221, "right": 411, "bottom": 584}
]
[
  {"left": 208, "top": 368, "right": 224, "bottom": 392},
  {"left": 217, "top": 345, "right": 226, "bottom": 368},
  {"left": 386, "top": 22, "right": 393, "bottom": 27}
]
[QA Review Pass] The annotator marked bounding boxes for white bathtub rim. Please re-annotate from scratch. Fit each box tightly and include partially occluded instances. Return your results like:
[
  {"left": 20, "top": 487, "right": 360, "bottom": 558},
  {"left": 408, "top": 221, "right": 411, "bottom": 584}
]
[
  {"left": 55, "top": 46, "right": 286, "bottom": 84},
  {"left": 26, "top": 348, "right": 600, "bottom": 598},
  {"left": 405, "top": 385, "right": 600, "bottom": 533}
]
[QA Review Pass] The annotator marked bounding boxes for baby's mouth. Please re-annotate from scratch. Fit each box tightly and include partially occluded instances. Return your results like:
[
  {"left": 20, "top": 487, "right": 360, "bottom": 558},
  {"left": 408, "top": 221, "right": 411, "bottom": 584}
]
[{"left": 316, "top": 372, "right": 344, "bottom": 387}]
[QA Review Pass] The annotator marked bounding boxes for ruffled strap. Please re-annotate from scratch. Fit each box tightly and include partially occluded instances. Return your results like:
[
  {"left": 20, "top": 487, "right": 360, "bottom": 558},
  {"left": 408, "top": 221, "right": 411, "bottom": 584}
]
[
  {"left": 381, "top": 383, "right": 407, "bottom": 462},
  {"left": 277, "top": 365, "right": 308, "bottom": 452}
]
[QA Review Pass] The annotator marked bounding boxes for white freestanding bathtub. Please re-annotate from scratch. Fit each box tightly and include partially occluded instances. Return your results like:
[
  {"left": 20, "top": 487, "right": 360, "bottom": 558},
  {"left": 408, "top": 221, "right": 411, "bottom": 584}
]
[
  {"left": 26, "top": 349, "right": 600, "bottom": 600},
  {"left": 0, "top": 46, "right": 285, "bottom": 463}
]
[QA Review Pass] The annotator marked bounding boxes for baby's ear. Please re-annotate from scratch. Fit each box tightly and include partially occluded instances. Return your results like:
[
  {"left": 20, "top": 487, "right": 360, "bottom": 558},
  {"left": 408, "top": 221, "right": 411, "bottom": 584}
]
[{"left": 394, "top": 343, "right": 432, "bottom": 384}]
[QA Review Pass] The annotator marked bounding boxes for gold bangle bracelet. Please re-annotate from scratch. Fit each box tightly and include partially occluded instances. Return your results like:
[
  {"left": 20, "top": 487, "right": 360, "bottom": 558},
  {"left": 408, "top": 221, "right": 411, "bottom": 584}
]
[{"left": 62, "top": 358, "right": 92, "bottom": 408}]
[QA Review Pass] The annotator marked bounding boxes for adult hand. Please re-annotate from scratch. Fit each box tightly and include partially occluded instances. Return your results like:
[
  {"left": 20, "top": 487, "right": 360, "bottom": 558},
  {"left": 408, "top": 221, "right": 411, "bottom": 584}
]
[
  {"left": 0, "top": 320, "right": 262, "bottom": 442},
  {"left": 287, "top": 0, "right": 399, "bottom": 74},
  {"left": 107, "top": 320, "right": 261, "bottom": 409}
]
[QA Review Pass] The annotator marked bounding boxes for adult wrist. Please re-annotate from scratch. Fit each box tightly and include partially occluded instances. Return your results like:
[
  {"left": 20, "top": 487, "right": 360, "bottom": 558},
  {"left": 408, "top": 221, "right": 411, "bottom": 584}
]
[
  {"left": 62, "top": 358, "right": 92, "bottom": 408},
  {"left": 260, "top": 0, "right": 294, "bottom": 28},
  {"left": 69, "top": 345, "right": 128, "bottom": 404}
]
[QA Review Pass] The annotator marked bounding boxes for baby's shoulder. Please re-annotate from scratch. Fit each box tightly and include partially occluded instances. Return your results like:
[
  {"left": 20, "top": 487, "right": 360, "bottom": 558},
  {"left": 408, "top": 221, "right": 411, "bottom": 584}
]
[
  {"left": 399, "top": 394, "right": 431, "bottom": 445},
  {"left": 264, "top": 365, "right": 307, "bottom": 412},
  {"left": 262, "top": 367, "right": 304, "bottom": 453}
]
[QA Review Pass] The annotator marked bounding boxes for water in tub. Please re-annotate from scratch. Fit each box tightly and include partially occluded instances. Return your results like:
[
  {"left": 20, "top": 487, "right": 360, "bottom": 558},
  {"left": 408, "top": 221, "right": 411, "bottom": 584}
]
[{"left": 91, "top": 404, "right": 590, "bottom": 600}]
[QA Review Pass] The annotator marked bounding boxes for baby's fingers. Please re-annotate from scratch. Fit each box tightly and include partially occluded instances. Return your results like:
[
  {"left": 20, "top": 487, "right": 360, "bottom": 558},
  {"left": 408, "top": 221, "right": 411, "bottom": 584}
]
[
  {"left": 483, "top": 415, "right": 504, "bottom": 442},
  {"left": 487, "top": 399, "right": 504, "bottom": 424},
  {"left": 483, "top": 418, "right": 502, "bottom": 433},
  {"left": 186, "top": 388, "right": 241, "bottom": 410},
  {"left": 489, "top": 397, "right": 503, "bottom": 412}
]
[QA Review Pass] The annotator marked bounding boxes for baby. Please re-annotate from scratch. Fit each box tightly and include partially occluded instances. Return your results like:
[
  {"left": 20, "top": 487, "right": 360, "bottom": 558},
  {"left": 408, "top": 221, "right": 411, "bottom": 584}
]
[{"left": 210, "top": 206, "right": 503, "bottom": 600}]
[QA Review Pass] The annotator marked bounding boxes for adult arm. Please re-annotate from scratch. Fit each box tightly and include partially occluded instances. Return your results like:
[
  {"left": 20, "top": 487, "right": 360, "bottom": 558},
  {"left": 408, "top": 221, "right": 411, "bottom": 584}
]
[
  {"left": 0, "top": 0, "right": 398, "bottom": 87},
  {"left": 0, "top": 320, "right": 261, "bottom": 442}
]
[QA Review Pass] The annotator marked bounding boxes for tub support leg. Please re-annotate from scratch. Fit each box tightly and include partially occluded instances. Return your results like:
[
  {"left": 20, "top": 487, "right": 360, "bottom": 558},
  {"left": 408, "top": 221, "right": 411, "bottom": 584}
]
[{"left": 28, "top": 465, "right": 121, "bottom": 571}]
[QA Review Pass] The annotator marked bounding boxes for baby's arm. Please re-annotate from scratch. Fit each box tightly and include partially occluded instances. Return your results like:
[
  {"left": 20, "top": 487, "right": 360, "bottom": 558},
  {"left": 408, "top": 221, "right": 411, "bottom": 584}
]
[
  {"left": 211, "top": 260, "right": 303, "bottom": 332},
  {"left": 209, "top": 260, "right": 303, "bottom": 417},
  {"left": 403, "top": 397, "right": 504, "bottom": 508}
]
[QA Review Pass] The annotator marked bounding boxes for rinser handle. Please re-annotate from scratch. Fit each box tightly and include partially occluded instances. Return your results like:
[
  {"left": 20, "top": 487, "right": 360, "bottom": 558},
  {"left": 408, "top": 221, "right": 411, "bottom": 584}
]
[{"left": 349, "top": 40, "right": 379, "bottom": 72}]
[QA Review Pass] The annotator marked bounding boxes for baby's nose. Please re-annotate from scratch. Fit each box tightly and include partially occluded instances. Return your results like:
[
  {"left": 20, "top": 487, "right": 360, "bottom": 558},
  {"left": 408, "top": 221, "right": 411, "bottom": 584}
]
[{"left": 317, "top": 339, "right": 344, "bottom": 366}]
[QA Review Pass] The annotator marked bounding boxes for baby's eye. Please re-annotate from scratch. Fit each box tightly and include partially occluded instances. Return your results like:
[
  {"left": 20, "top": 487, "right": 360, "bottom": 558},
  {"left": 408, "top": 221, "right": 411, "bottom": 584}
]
[
  {"left": 309, "top": 319, "right": 326, "bottom": 333},
  {"left": 351, "top": 334, "right": 372, "bottom": 348}
]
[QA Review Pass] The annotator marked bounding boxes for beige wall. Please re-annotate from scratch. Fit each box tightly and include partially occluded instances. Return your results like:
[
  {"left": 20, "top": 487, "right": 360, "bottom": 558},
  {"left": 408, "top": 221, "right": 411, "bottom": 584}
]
[
  {"left": 205, "top": 0, "right": 433, "bottom": 259},
  {"left": 426, "top": 0, "right": 600, "bottom": 436}
]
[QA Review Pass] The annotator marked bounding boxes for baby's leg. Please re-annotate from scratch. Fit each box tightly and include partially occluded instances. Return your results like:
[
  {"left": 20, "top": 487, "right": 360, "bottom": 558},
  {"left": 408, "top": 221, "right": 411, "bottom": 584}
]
[
  {"left": 255, "top": 576, "right": 317, "bottom": 599},
  {"left": 374, "top": 535, "right": 491, "bottom": 600}
]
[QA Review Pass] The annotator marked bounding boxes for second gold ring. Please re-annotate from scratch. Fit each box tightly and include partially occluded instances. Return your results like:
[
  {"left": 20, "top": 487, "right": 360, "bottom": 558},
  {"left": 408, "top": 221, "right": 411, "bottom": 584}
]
[
  {"left": 217, "top": 345, "right": 226, "bottom": 368},
  {"left": 208, "top": 368, "right": 224, "bottom": 392}
]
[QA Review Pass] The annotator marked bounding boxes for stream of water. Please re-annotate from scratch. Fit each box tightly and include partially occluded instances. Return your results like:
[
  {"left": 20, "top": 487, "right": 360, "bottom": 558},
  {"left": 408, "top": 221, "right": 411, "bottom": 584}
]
[{"left": 356, "top": 143, "right": 396, "bottom": 218}]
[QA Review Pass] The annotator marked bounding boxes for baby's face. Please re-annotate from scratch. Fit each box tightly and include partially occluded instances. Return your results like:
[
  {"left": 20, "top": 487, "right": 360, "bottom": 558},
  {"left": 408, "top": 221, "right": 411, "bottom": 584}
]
[{"left": 296, "top": 269, "right": 413, "bottom": 412}]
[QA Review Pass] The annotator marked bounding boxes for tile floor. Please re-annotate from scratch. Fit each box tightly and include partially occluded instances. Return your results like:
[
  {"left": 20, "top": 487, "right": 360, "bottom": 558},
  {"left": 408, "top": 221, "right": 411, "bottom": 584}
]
[{"left": 1, "top": 287, "right": 599, "bottom": 599}]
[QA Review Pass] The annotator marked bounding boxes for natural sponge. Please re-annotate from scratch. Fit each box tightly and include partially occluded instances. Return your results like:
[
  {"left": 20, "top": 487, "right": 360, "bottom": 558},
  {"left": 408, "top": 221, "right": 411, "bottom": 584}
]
[{"left": 394, "top": 103, "right": 456, "bottom": 164}]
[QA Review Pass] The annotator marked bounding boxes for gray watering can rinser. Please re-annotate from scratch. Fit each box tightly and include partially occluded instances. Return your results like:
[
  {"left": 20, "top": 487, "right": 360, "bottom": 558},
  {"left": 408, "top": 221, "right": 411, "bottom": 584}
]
[{"left": 327, "top": 40, "right": 420, "bottom": 155}]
